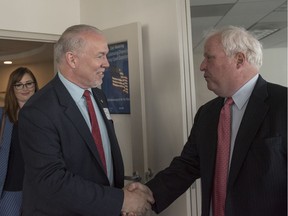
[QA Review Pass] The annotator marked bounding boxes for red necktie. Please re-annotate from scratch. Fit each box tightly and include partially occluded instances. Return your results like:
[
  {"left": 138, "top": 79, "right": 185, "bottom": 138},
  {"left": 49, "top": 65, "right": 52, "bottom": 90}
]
[
  {"left": 213, "top": 97, "right": 234, "bottom": 216},
  {"left": 83, "top": 90, "right": 107, "bottom": 173}
]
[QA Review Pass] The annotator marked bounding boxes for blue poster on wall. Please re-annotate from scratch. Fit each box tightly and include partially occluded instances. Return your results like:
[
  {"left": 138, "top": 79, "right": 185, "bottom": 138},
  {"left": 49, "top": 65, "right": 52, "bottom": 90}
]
[{"left": 102, "top": 41, "right": 130, "bottom": 114}]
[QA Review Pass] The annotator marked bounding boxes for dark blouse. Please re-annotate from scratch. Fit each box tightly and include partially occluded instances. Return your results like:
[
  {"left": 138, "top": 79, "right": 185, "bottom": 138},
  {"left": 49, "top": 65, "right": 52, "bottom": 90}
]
[{"left": 4, "top": 123, "right": 24, "bottom": 191}]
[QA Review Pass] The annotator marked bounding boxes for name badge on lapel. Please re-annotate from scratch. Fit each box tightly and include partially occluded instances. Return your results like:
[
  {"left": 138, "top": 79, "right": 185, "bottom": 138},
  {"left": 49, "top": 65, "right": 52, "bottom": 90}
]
[{"left": 104, "top": 108, "right": 112, "bottom": 120}]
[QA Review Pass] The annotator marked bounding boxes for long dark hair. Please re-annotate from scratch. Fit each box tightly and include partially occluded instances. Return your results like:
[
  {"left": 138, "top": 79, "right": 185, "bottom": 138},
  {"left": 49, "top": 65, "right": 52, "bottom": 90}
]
[{"left": 4, "top": 67, "right": 39, "bottom": 123}]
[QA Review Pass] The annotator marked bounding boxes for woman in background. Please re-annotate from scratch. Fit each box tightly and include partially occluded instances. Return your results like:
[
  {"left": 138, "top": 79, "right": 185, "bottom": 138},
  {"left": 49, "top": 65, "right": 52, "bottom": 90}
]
[{"left": 0, "top": 67, "right": 38, "bottom": 215}]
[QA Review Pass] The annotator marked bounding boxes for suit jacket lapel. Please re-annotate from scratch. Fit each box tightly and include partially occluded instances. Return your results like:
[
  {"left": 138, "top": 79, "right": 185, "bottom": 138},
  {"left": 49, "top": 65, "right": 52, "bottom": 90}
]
[
  {"left": 52, "top": 76, "right": 106, "bottom": 173},
  {"left": 205, "top": 99, "right": 223, "bottom": 182},
  {"left": 91, "top": 89, "right": 118, "bottom": 162},
  {"left": 227, "top": 76, "right": 269, "bottom": 189},
  {"left": 91, "top": 89, "right": 108, "bottom": 125},
  {"left": 199, "top": 97, "right": 223, "bottom": 211},
  {"left": 92, "top": 88, "right": 125, "bottom": 187}
]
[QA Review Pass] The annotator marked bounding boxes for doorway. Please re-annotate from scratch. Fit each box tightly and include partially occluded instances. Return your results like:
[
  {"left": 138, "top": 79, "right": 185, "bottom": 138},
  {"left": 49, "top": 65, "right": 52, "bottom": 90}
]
[{"left": 0, "top": 30, "right": 58, "bottom": 106}]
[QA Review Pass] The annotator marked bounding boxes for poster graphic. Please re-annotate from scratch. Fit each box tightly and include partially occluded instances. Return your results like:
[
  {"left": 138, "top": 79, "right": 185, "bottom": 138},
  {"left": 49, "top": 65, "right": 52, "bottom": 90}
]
[{"left": 102, "top": 41, "right": 130, "bottom": 114}]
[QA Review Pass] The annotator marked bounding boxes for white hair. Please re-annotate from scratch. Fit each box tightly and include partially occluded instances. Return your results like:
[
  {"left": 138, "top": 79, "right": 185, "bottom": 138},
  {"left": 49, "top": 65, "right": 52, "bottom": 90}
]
[
  {"left": 54, "top": 24, "right": 103, "bottom": 65},
  {"left": 204, "top": 26, "right": 263, "bottom": 69}
]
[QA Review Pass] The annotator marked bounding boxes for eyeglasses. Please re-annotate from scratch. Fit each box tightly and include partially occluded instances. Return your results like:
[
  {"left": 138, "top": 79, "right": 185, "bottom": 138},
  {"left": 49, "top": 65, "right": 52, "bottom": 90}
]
[{"left": 14, "top": 82, "right": 35, "bottom": 90}]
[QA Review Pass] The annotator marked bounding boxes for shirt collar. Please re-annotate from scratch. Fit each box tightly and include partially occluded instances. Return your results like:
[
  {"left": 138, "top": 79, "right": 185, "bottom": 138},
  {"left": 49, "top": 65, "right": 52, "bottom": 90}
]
[
  {"left": 231, "top": 74, "right": 259, "bottom": 110},
  {"left": 58, "top": 71, "right": 91, "bottom": 103}
]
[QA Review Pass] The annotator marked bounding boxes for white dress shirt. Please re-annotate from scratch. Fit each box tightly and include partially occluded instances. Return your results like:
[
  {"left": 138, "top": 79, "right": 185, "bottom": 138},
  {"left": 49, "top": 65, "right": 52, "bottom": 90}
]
[
  {"left": 58, "top": 72, "right": 114, "bottom": 186},
  {"left": 210, "top": 74, "right": 259, "bottom": 215}
]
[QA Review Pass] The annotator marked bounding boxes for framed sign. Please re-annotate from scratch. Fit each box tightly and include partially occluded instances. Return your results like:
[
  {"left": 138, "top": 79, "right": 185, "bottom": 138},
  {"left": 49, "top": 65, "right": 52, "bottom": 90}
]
[{"left": 102, "top": 41, "right": 130, "bottom": 114}]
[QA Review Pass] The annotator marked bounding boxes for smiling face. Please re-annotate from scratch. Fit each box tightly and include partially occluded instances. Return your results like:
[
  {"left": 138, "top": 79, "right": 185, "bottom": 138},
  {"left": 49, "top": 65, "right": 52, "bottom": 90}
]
[
  {"left": 68, "top": 32, "right": 110, "bottom": 89},
  {"left": 14, "top": 73, "right": 36, "bottom": 107},
  {"left": 200, "top": 34, "right": 239, "bottom": 97}
]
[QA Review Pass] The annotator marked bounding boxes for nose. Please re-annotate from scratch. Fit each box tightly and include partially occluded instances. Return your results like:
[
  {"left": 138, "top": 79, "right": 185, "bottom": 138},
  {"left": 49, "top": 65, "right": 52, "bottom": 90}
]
[
  {"left": 102, "top": 56, "right": 110, "bottom": 68},
  {"left": 23, "top": 85, "right": 29, "bottom": 90},
  {"left": 200, "top": 59, "right": 206, "bottom": 72}
]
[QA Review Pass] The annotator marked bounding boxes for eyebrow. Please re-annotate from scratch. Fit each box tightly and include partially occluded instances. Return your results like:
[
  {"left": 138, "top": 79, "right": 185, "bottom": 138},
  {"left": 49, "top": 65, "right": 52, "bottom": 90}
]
[{"left": 15, "top": 80, "right": 34, "bottom": 84}]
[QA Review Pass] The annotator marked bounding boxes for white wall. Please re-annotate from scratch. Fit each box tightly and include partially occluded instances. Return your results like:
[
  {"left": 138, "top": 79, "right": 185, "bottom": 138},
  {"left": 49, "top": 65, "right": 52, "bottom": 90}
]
[
  {"left": 0, "top": 0, "right": 81, "bottom": 113},
  {"left": 261, "top": 48, "right": 287, "bottom": 87},
  {"left": 0, "top": 0, "right": 80, "bottom": 35}
]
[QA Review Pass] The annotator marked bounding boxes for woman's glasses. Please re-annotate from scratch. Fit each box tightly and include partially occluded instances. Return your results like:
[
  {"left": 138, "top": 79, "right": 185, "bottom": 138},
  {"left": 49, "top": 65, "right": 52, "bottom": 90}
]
[{"left": 14, "top": 81, "right": 35, "bottom": 90}]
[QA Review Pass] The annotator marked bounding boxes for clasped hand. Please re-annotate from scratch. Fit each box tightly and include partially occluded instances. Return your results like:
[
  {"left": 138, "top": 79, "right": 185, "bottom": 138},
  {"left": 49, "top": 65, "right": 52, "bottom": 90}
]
[{"left": 122, "top": 182, "right": 155, "bottom": 216}]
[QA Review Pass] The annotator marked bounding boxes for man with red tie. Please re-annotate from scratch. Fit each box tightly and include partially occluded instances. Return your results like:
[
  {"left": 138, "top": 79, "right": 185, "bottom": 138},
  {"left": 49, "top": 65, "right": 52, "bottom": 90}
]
[
  {"left": 18, "top": 24, "right": 153, "bottom": 216},
  {"left": 144, "top": 26, "right": 287, "bottom": 216}
]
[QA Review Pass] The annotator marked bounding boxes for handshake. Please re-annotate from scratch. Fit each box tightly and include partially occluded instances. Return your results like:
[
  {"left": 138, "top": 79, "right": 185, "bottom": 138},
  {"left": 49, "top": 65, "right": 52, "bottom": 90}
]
[{"left": 121, "top": 182, "right": 155, "bottom": 216}]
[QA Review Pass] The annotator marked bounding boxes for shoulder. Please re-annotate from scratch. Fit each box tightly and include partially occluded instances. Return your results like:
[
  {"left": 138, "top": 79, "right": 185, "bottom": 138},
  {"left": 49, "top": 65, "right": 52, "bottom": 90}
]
[
  {"left": 20, "top": 80, "right": 62, "bottom": 120},
  {"left": 25, "top": 82, "right": 55, "bottom": 108},
  {"left": 259, "top": 76, "right": 287, "bottom": 102},
  {"left": 26, "top": 75, "right": 70, "bottom": 109},
  {"left": 266, "top": 82, "right": 287, "bottom": 111},
  {"left": 256, "top": 75, "right": 287, "bottom": 96},
  {"left": 266, "top": 82, "right": 287, "bottom": 96}
]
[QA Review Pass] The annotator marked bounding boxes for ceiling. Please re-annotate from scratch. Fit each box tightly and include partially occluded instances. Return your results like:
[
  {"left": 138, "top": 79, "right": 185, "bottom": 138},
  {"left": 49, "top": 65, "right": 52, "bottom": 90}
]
[
  {"left": 191, "top": 0, "right": 287, "bottom": 53},
  {"left": 0, "top": 0, "right": 286, "bottom": 66},
  {"left": 0, "top": 39, "right": 54, "bottom": 66}
]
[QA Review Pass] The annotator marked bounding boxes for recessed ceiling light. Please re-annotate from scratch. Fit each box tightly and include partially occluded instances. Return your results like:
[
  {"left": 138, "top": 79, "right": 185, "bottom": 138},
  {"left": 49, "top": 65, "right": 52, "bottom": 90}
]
[{"left": 4, "top": 61, "right": 12, "bottom": 64}]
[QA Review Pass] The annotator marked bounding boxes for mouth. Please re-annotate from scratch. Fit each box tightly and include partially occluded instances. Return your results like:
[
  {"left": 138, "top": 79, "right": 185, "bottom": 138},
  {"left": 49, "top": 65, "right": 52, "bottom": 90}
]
[
  {"left": 97, "top": 71, "right": 105, "bottom": 76},
  {"left": 203, "top": 72, "right": 210, "bottom": 79},
  {"left": 21, "top": 92, "right": 31, "bottom": 96}
]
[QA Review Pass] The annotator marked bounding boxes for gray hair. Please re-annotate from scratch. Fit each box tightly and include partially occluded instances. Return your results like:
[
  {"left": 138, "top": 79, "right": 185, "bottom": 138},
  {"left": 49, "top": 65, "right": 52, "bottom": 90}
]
[
  {"left": 204, "top": 26, "right": 263, "bottom": 69},
  {"left": 54, "top": 24, "right": 103, "bottom": 65}
]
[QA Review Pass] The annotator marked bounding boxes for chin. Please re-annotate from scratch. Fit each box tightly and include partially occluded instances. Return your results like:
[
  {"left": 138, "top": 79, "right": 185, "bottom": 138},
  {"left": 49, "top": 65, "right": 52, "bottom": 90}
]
[{"left": 93, "top": 82, "right": 102, "bottom": 88}]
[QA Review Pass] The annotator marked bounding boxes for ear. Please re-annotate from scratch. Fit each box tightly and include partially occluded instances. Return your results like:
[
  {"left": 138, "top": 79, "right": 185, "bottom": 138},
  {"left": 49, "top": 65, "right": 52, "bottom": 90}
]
[
  {"left": 235, "top": 52, "right": 245, "bottom": 69},
  {"left": 65, "top": 52, "right": 77, "bottom": 69}
]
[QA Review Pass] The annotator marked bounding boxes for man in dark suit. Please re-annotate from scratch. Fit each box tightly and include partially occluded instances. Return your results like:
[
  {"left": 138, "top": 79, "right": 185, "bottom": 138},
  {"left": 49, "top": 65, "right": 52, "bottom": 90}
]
[
  {"left": 133, "top": 26, "right": 286, "bottom": 216},
  {"left": 18, "top": 24, "right": 153, "bottom": 216}
]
